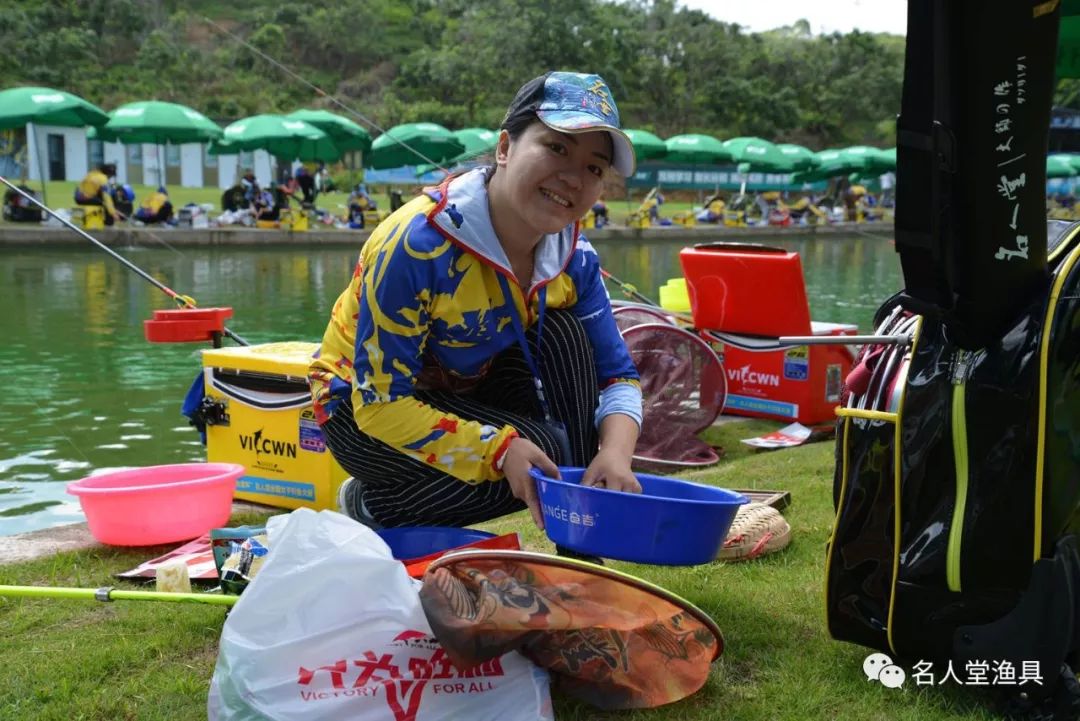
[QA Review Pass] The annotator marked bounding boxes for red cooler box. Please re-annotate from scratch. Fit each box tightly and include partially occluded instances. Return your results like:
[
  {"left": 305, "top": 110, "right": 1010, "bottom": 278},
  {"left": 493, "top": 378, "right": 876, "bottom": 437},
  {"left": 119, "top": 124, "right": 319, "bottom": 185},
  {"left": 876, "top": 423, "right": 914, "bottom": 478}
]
[{"left": 679, "top": 243, "right": 857, "bottom": 424}]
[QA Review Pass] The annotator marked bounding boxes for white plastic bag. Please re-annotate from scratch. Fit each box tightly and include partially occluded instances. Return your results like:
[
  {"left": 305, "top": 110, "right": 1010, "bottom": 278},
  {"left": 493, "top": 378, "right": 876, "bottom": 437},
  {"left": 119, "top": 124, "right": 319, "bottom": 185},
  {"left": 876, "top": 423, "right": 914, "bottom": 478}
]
[{"left": 208, "top": 509, "right": 552, "bottom": 721}]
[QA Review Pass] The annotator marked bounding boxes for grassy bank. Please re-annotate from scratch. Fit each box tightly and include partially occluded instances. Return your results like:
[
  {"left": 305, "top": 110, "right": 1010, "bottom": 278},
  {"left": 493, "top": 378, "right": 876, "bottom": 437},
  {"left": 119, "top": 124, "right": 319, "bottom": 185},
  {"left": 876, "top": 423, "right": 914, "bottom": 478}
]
[{"left": 0, "top": 419, "right": 996, "bottom": 720}]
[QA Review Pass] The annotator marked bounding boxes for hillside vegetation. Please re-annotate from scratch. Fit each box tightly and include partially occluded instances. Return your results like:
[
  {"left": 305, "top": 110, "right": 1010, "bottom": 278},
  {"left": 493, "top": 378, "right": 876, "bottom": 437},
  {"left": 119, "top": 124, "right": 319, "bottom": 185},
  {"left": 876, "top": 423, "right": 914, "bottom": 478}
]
[{"left": 3, "top": 0, "right": 908, "bottom": 148}]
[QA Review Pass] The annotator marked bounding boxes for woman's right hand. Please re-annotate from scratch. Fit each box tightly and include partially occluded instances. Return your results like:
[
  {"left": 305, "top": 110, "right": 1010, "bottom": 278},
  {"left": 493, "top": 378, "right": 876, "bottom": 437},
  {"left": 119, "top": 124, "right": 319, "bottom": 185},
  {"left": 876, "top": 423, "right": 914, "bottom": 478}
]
[{"left": 502, "top": 437, "right": 560, "bottom": 530}]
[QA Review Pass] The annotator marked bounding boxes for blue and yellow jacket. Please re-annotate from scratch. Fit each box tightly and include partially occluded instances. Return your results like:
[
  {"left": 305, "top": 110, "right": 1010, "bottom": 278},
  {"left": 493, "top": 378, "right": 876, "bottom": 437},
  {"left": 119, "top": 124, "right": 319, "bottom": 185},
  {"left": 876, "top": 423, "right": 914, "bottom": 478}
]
[
  {"left": 74, "top": 170, "right": 116, "bottom": 217},
  {"left": 309, "top": 168, "right": 641, "bottom": 484},
  {"left": 140, "top": 191, "right": 169, "bottom": 215}
]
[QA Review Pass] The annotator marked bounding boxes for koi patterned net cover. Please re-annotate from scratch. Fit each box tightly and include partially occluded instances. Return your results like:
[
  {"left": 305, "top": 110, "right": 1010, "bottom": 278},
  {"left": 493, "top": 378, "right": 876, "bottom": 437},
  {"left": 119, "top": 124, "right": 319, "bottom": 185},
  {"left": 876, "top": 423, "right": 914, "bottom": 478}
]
[{"left": 419, "top": 550, "right": 722, "bottom": 709}]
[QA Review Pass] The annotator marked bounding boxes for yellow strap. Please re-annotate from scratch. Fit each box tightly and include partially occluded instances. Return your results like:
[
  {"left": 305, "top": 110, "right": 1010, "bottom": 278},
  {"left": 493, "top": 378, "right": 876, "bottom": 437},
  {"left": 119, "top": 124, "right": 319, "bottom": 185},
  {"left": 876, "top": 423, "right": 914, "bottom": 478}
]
[
  {"left": 1034, "top": 0, "right": 1059, "bottom": 18},
  {"left": 834, "top": 407, "right": 897, "bottom": 422}
]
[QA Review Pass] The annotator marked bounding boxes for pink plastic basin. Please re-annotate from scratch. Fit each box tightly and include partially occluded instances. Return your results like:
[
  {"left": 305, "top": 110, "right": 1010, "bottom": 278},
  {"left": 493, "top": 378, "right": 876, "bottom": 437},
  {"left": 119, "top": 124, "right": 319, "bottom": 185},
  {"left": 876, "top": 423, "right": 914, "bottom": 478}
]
[{"left": 67, "top": 463, "right": 244, "bottom": 546}]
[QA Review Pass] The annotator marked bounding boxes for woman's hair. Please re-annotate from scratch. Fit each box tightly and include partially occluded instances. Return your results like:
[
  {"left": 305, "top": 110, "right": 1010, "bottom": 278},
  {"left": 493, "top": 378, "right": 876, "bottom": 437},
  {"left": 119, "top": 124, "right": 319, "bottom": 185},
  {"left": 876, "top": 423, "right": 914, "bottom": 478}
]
[
  {"left": 477, "top": 112, "right": 539, "bottom": 182},
  {"left": 501, "top": 112, "right": 538, "bottom": 142}
]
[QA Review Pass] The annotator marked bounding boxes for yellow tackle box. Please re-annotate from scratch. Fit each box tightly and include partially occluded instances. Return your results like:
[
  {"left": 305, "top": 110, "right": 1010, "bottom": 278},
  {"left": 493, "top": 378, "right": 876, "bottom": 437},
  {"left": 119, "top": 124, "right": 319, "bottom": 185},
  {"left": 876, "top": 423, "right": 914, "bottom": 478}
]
[{"left": 201, "top": 341, "right": 347, "bottom": 510}]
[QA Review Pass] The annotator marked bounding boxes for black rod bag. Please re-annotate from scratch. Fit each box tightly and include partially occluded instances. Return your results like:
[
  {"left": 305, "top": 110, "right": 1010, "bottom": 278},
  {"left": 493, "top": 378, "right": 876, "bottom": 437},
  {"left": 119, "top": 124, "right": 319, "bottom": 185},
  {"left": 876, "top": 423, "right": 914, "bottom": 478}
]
[
  {"left": 826, "top": 223, "right": 1080, "bottom": 714},
  {"left": 895, "top": 0, "right": 1059, "bottom": 349}
]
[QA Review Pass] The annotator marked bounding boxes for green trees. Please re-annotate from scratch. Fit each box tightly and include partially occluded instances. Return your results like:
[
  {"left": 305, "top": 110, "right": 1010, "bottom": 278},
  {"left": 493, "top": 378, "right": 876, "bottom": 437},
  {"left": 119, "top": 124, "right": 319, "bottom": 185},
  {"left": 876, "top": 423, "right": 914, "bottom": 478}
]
[{"left": 0, "top": 0, "right": 921, "bottom": 148}]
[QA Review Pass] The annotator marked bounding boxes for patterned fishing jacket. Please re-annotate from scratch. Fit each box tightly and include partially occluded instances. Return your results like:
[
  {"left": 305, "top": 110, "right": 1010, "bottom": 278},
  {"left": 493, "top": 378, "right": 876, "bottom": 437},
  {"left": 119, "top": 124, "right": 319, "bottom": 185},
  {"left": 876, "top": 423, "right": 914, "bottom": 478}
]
[
  {"left": 74, "top": 170, "right": 116, "bottom": 216},
  {"left": 309, "top": 168, "right": 641, "bottom": 483}
]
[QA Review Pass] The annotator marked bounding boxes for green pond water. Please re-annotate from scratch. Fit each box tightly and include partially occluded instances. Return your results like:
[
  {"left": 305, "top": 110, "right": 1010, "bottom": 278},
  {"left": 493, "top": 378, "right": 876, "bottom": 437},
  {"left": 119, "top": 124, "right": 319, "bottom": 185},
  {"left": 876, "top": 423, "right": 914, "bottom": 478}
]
[{"left": 0, "top": 232, "right": 900, "bottom": 536}]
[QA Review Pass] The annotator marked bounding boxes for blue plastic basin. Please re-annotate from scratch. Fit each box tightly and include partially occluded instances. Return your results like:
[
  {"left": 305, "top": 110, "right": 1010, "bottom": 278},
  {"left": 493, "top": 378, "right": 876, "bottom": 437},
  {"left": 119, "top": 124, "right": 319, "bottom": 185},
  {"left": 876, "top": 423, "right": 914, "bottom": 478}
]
[
  {"left": 530, "top": 467, "right": 748, "bottom": 566},
  {"left": 375, "top": 527, "right": 496, "bottom": 562}
]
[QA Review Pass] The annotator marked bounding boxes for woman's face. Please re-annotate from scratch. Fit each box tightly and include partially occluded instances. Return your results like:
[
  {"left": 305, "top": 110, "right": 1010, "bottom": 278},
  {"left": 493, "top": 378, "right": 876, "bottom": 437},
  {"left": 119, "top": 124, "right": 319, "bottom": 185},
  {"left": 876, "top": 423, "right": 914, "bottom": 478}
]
[{"left": 495, "top": 121, "right": 612, "bottom": 235}]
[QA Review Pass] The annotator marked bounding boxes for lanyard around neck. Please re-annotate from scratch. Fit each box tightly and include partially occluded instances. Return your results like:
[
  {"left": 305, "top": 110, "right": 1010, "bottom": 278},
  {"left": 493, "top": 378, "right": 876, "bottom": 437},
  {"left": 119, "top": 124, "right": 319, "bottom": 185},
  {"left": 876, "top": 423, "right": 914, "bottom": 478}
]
[{"left": 496, "top": 273, "right": 553, "bottom": 422}]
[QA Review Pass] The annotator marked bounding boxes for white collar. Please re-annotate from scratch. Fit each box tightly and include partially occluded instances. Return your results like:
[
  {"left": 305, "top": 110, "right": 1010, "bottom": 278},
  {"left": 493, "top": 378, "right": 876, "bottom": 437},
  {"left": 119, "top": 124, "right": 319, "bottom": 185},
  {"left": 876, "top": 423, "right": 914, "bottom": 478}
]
[{"left": 428, "top": 168, "right": 579, "bottom": 285}]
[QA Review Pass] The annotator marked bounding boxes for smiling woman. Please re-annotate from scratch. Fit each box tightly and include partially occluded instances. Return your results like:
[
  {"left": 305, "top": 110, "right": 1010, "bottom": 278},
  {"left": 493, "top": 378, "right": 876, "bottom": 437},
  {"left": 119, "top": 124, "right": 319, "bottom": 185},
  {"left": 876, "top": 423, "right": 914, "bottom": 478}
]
[
  {"left": 308, "top": 72, "right": 644, "bottom": 545},
  {"left": 490, "top": 124, "right": 613, "bottom": 280}
]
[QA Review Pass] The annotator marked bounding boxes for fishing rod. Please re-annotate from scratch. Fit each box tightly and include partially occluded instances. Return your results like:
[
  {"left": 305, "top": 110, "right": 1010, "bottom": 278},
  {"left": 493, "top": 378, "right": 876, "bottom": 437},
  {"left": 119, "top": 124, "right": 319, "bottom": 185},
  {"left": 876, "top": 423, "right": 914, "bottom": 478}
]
[
  {"left": 201, "top": 16, "right": 450, "bottom": 173},
  {"left": 0, "top": 176, "right": 250, "bottom": 347},
  {"left": 703, "top": 328, "right": 912, "bottom": 350},
  {"left": 0, "top": 584, "right": 237, "bottom": 606},
  {"left": 600, "top": 268, "right": 661, "bottom": 307}
]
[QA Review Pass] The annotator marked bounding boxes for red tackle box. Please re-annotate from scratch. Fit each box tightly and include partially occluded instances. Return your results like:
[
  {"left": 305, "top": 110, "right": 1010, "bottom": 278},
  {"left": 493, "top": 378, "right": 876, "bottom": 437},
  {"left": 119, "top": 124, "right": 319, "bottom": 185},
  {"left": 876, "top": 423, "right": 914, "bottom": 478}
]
[{"left": 680, "top": 243, "right": 857, "bottom": 424}]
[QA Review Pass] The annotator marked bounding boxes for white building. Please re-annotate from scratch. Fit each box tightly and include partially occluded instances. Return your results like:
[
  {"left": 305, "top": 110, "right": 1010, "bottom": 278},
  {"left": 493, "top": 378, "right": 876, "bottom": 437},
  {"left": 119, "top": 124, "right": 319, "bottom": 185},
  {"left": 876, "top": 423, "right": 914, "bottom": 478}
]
[{"left": 20, "top": 123, "right": 272, "bottom": 190}]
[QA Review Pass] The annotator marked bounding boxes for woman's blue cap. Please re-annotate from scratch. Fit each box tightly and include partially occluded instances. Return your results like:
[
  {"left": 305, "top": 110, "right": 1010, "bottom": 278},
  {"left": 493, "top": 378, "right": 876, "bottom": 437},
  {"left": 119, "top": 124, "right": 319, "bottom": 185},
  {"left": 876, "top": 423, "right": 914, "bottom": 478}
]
[{"left": 502, "top": 71, "right": 636, "bottom": 177}]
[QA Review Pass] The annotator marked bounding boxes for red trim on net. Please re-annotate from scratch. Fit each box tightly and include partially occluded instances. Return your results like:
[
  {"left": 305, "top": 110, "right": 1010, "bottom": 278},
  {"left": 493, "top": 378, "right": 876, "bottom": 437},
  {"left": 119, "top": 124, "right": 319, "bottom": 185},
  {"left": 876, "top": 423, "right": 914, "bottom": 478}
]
[{"left": 491, "top": 430, "right": 520, "bottom": 474}]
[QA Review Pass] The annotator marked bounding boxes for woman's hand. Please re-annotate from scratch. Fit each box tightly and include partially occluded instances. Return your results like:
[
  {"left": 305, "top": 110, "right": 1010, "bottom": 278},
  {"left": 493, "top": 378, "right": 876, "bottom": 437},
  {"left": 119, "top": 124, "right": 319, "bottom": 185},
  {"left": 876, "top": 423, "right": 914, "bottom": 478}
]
[
  {"left": 502, "top": 437, "right": 560, "bottom": 529},
  {"left": 582, "top": 447, "right": 641, "bottom": 493}
]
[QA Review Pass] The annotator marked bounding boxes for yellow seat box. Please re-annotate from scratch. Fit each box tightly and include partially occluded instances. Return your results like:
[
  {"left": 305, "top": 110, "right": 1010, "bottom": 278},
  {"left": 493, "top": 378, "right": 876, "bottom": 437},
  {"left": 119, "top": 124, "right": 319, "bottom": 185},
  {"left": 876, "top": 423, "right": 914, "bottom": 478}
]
[
  {"left": 723, "top": 209, "right": 747, "bottom": 227},
  {"left": 72, "top": 205, "right": 106, "bottom": 230},
  {"left": 201, "top": 341, "right": 347, "bottom": 510},
  {"left": 279, "top": 208, "right": 310, "bottom": 231},
  {"left": 363, "top": 209, "right": 387, "bottom": 227},
  {"left": 672, "top": 210, "right": 696, "bottom": 227}
]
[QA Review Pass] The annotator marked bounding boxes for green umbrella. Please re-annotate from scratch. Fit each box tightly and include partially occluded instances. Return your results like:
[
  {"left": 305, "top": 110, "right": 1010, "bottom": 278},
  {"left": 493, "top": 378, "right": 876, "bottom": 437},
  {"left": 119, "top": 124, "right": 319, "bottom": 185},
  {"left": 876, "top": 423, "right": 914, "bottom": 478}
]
[
  {"left": 453, "top": 127, "right": 498, "bottom": 160},
  {"left": 210, "top": 114, "right": 339, "bottom": 163},
  {"left": 796, "top": 146, "right": 896, "bottom": 185},
  {"left": 777, "top": 143, "right": 820, "bottom": 172},
  {"left": 623, "top": 129, "right": 667, "bottom": 162},
  {"left": 286, "top": 109, "right": 372, "bottom": 153},
  {"left": 722, "top": 136, "right": 793, "bottom": 172},
  {"left": 879, "top": 147, "right": 897, "bottom": 171},
  {"left": 1047, "top": 154, "right": 1077, "bottom": 178},
  {"left": 1051, "top": 153, "right": 1080, "bottom": 173},
  {"left": 88, "top": 100, "right": 224, "bottom": 191},
  {"left": 662, "top": 134, "right": 732, "bottom": 164},
  {"left": 0, "top": 86, "right": 109, "bottom": 205},
  {"left": 0, "top": 86, "right": 109, "bottom": 129},
  {"left": 843, "top": 145, "right": 894, "bottom": 175},
  {"left": 798, "top": 147, "right": 878, "bottom": 179},
  {"left": 366, "top": 122, "right": 465, "bottom": 170},
  {"left": 90, "top": 101, "right": 222, "bottom": 144},
  {"left": 416, "top": 128, "right": 499, "bottom": 177},
  {"left": 852, "top": 152, "right": 895, "bottom": 185},
  {"left": 811, "top": 148, "right": 856, "bottom": 175},
  {"left": 790, "top": 149, "right": 853, "bottom": 184}
]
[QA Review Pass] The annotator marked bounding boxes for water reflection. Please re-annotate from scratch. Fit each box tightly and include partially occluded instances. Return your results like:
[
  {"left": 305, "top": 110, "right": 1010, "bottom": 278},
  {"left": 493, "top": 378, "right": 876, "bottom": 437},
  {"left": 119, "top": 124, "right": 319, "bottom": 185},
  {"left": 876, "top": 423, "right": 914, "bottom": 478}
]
[
  {"left": 0, "top": 236, "right": 900, "bottom": 535},
  {"left": 0, "top": 500, "right": 62, "bottom": 517}
]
